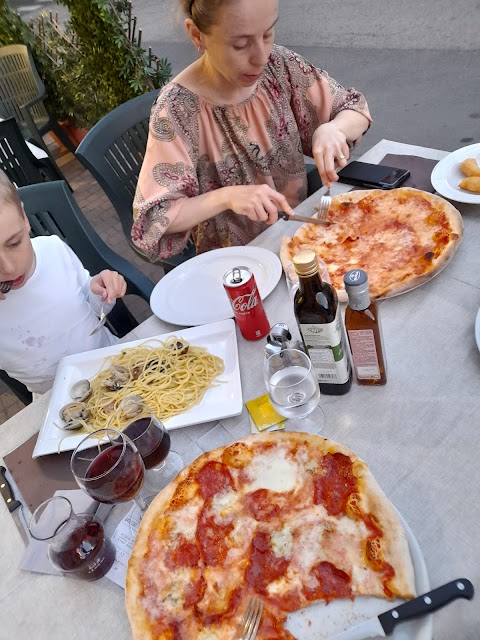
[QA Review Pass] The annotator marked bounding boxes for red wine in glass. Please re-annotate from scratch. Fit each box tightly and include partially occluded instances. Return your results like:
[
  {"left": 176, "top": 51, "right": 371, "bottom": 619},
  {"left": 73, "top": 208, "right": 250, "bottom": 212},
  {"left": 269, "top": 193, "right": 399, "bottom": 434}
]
[
  {"left": 85, "top": 444, "right": 144, "bottom": 503},
  {"left": 123, "top": 417, "right": 171, "bottom": 469},
  {"left": 49, "top": 518, "right": 116, "bottom": 580}
]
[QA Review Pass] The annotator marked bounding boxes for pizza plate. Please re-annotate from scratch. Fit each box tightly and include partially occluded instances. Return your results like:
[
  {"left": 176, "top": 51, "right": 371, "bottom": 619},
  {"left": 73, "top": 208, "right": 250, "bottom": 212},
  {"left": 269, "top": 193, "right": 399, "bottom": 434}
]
[
  {"left": 149, "top": 246, "right": 282, "bottom": 326},
  {"left": 32, "top": 319, "right": 242, "bottom": 458},
  {"left": 285, "top": 510, "right": 431, "bottom": 640},
  {"left": 284, "top": 187, "right": 464, "bottom": 304},
  {"left": 431, "top": 143, "right": 480, "bottom": 204}
]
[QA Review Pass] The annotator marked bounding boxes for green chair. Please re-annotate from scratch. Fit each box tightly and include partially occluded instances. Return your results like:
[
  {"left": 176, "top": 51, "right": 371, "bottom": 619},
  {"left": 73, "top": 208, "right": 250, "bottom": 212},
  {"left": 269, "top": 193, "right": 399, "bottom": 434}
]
[
  {"left": 0, "top": 117, "right": 64, "bottom": 186},
  {"left": 0, "top": 44, "right": 76, "bottom": 158},
  {"left": 75, "top": 90, "right": 196, "bottom": 273},
  {"left": 1, "top": 180, "right": 155, "bottom": 405}
]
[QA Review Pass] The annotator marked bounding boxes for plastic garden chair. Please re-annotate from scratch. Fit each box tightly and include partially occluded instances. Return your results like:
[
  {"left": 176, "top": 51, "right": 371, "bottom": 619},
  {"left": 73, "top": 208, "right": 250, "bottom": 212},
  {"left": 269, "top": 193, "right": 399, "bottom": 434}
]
[
  {"left": 0, "top": 45, "right": 76, "bottom": 157},
  {"left": 0, "top": 117, "right": 64, "bottom": 187},
  {"left": 75, "top": 90, "right": 196, "bottom": 273},
  {"left": 18, "top": 181, "right": 155, "bottom": 321}
]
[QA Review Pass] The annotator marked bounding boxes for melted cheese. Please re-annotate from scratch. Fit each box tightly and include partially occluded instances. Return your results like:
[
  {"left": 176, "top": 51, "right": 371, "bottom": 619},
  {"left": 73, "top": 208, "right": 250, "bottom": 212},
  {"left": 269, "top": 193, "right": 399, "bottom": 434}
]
[
  {"left": 248, "top": 449, "right": 298, "bottom": 492},
  {"left": 271, "top": 526, "right": 293, "bottom": 559}
]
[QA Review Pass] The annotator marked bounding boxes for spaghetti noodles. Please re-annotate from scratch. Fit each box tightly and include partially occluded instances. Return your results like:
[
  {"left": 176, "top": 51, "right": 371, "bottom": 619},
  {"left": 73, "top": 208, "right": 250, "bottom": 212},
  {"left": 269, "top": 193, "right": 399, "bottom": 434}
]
[{"left": 83, "top": 337, "right": 224, "bottom": 430}]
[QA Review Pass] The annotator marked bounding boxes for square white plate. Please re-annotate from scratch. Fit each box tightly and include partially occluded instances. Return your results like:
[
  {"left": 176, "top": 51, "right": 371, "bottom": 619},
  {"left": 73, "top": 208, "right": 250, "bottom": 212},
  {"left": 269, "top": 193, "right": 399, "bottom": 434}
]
[{"left": 33, "top": 319, "right": 242, "bottom": 458}]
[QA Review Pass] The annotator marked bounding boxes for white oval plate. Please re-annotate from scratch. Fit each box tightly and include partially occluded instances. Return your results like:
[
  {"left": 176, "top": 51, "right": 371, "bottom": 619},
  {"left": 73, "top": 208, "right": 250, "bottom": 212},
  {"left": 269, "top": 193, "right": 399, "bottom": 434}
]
[
  {"left": 431, "top": 143, "right": 480, "bottom": 204},
  {"left": 286, "top": 510, "right": 431, "bottom": 640},
  {"left": 150, "top": 246, "right": 282, "bottom": 326}
]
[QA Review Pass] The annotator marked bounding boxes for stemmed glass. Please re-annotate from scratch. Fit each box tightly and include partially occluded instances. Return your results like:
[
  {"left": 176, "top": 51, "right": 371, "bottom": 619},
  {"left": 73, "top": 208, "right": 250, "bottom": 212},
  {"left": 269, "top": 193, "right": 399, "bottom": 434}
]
[
  {"left": 71, "top": 428, "right": 147, "bottom": 512},
  {"left": 263, "top": 348, "right": 325, "bottom": 433},
  {"left": 111, "top": 398, "right": 184, "bottom": 494}
]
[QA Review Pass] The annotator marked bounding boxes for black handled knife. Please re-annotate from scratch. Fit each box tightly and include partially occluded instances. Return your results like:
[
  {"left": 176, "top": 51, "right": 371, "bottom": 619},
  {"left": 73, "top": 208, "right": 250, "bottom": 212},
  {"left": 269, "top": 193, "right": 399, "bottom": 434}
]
[
  {"left": 0, "top": 465, "right": 29, "bottom": 544},
  {"left": 330, "top": 578, "right": 474, "bottom": 639}
]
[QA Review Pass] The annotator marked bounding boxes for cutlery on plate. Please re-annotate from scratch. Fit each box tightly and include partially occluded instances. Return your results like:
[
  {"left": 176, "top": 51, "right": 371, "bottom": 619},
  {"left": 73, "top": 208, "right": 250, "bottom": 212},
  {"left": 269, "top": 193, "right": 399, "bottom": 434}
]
[
  {"left": 277, "top": 211, "right": 331, "bottom": 226},
  {"left": 236, "top": 595, "right": 264, "bottom": 640},
  {"left": 329, "top": 578, "right": 474, "bottom": 640},
  {"left": 0, "top": 465, "right": 29, "bottom": 545}
]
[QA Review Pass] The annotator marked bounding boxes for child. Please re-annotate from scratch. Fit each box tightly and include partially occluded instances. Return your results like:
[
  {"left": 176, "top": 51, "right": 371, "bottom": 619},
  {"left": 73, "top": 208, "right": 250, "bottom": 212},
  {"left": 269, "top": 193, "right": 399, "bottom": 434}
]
[{"left": 0, "top": 170, "right": 127, "bottom": 394}]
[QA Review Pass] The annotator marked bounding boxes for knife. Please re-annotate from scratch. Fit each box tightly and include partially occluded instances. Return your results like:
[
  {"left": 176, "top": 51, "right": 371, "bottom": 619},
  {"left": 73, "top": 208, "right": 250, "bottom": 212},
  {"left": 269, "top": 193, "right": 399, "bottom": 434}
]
[
  {"left": 330, "top": 578, "right": 474, "bottom": 639},
  {"left": 277, "top": 211, "right": 331, "bottom": 226},
  {"left": 0, "top": 465, "right": 29, "bottom": 545}
]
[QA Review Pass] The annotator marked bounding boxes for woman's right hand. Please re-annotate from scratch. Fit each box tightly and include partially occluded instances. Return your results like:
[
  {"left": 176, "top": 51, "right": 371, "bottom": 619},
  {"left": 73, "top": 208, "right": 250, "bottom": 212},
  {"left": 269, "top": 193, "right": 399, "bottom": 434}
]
[{"left": 225, "top": 185, "right": 295, "bottom": 224}]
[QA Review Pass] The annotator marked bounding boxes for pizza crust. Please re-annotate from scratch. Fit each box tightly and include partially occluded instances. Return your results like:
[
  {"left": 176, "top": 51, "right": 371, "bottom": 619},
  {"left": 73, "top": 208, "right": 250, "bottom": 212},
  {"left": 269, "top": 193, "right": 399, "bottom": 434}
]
[
  {"left": 126, "top": 432, "right": 416, "bottom": 639},
  {"left": 280, "top": 187, "right": 463, "bottom": 303}
]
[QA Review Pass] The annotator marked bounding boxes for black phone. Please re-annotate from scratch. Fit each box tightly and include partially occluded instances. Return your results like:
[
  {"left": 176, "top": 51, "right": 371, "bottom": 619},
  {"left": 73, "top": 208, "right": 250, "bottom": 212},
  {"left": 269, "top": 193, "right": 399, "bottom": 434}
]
[{"left": 337, "top": 161, "right": 410, "bottom": 189}]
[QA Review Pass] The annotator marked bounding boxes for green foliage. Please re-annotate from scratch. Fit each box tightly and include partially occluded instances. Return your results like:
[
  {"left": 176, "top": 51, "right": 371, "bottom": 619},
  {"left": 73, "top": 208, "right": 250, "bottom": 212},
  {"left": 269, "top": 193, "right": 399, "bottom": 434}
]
[{"left": 0, "top": 0, "right": 172, "bottom": 128}]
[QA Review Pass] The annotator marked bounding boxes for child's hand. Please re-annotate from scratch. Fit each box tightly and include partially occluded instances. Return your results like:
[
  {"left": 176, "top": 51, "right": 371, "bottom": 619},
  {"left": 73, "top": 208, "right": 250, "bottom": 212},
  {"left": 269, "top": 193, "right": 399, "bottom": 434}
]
[{"left": 90, "top": 270, "right": 127, "bottom": 304}]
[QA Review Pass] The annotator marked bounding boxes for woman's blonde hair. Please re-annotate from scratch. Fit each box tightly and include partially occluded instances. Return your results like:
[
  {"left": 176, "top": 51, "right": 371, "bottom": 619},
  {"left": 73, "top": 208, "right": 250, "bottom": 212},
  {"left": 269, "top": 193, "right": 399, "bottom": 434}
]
[{"left": 179, "top": 0, "right": 235, "bottom": 33}]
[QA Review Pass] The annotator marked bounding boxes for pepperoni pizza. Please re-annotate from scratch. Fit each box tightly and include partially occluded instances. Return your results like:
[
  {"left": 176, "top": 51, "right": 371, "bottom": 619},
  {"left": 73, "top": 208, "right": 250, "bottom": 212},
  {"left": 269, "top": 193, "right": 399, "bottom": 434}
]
[
  {"left": 280, "top": 187, "right": 463, "bottom": 302},
  {"left": 126, "top": 433, "right": 416, "bottom": 639}
]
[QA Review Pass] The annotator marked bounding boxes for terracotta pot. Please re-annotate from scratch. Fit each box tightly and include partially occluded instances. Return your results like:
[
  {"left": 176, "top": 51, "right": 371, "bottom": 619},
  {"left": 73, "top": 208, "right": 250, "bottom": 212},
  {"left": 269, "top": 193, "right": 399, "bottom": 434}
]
[{"left": 58, "top": 120, "right": 89, "bottom": 146}]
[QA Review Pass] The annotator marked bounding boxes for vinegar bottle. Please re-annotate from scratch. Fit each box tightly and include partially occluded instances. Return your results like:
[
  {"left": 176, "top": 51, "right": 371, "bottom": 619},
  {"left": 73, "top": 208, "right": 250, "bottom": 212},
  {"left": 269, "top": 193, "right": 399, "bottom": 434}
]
[
  {"left": 344, "top": 269, "right": 387, "bottom": 385},
  {"left": 293, "top": 250, "right": 352, "bottom": 395}
]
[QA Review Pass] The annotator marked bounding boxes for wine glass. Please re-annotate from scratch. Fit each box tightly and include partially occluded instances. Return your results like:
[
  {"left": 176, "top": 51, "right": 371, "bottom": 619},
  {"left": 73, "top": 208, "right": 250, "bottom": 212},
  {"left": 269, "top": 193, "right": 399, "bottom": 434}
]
[
  {"left": 112, "top": 398, "right": 184, "bottom": 494},
  {"left": 70, "top": 428, "right": 147, "bottom": 513},
  {"left": 263, "top": 348, "right": 325, "bottom": 433},
  {"left": 28, "top": 496, "right": 116, "bottom": 580}
]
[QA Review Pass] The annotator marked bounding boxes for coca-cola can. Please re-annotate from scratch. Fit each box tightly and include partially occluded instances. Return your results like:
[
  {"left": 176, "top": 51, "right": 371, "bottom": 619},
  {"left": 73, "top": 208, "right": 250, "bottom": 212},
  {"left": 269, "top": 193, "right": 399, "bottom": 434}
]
[{"left": 223, "top": 266, "right": 270, "bottom": 341}]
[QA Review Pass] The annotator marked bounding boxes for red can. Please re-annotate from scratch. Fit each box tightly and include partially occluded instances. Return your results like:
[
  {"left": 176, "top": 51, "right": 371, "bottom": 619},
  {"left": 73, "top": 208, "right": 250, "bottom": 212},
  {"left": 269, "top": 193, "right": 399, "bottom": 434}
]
[{"left": 223, "top": 266, "right": 270, "bottom": 340}]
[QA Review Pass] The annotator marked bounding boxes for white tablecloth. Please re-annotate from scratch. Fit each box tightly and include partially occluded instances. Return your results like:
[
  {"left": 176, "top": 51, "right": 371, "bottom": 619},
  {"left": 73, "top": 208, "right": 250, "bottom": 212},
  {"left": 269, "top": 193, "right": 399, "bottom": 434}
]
[{"left": 1, "top": 139, "right": 479, "bottom": 639}]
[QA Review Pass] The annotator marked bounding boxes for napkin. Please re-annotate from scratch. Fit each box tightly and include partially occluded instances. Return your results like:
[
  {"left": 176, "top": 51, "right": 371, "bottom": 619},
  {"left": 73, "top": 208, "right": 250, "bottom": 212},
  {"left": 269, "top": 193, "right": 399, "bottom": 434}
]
[
  {"left": 19, "top": 489, "right": 99, "bottom": 576},
  {"left": 379, "top": 154, "right": 439, "bottom": 193}
]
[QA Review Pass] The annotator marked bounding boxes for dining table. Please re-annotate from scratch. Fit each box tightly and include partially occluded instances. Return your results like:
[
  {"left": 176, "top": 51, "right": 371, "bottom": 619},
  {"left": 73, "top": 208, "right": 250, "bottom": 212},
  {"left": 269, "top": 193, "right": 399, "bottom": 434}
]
[{"left": 1, "top": 138, "right": 479, "bottom": 640}]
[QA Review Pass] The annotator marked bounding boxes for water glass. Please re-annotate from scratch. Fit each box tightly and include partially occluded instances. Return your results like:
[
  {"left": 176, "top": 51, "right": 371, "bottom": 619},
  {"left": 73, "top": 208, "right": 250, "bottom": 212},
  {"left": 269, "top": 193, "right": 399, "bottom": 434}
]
[
  {"left": 28, "top": 496, "right": 115, "bottom": 580},
  {"left": 264, "top": 348, "right": 321, "bottom": 419}
]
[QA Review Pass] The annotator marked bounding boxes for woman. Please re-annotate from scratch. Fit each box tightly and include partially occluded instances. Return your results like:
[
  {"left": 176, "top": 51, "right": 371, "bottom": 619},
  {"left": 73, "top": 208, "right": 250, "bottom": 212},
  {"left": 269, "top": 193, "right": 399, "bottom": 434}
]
[{"left": 132, "top": 0, "right": 371, "bottom": 261}]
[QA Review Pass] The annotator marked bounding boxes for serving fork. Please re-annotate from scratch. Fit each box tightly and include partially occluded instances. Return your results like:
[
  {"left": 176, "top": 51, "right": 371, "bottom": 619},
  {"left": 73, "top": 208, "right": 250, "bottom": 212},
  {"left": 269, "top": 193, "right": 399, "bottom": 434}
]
[{"left": 236, "top": 596, "right": 264, "bottom": 640}]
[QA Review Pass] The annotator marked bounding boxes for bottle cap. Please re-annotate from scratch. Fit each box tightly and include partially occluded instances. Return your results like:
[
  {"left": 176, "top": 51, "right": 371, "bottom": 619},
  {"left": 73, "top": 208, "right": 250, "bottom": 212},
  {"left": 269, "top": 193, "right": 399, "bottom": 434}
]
[
  {"left": 293, "top": 250, "right": 319, "bottom": 277},
  {"left": 344, "top": 269, "right": 370, "bottom": 309}
]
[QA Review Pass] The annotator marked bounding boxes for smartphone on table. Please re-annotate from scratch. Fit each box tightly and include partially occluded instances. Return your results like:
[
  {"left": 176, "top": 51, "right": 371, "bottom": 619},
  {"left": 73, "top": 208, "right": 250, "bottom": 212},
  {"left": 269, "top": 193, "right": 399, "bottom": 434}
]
[{"left": 337, "top": 161, "right": 410, "bottom": 189}]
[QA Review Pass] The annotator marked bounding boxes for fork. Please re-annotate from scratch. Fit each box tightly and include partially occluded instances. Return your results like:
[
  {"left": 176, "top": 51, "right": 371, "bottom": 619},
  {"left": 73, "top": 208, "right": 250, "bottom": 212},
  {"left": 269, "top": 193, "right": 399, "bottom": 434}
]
[
  {"left": 314, "top": 186, "right": 331, "bottom": 221},
  {"left": 89, "top": 305, "right": 107, "bottom": 336},
  {"left": 0, "top": 281, "right": 13, "bottom": 294},
  {"left": 237, "top": 596, "right": 264, "bottom": 640}
]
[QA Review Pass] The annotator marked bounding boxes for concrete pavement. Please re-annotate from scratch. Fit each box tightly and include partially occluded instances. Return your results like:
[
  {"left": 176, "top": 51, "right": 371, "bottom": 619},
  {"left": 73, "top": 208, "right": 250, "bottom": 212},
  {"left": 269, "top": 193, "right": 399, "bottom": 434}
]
[{"left": 9, "top": 0, "right": 478, "bottom": 153}]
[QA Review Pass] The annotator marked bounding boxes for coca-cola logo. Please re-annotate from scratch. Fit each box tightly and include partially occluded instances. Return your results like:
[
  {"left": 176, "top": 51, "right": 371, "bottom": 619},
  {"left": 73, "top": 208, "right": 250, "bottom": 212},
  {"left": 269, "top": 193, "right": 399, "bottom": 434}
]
[{"left": 231, "top": 286, "right": 258, "bottom": 313}]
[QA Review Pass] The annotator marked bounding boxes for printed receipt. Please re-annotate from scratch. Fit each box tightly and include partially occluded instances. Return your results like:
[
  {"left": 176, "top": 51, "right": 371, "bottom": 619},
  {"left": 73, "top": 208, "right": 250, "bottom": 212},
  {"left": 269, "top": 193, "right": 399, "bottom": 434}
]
[{"left": 105, "top": 504, "right": 141, "bottom": 588}]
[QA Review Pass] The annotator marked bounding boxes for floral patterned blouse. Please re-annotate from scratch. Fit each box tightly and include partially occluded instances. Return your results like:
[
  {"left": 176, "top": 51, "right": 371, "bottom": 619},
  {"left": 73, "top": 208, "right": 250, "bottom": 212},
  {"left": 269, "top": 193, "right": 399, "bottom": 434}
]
[{"left": 132, "top": 45, "right": 371, "bottom": 260}]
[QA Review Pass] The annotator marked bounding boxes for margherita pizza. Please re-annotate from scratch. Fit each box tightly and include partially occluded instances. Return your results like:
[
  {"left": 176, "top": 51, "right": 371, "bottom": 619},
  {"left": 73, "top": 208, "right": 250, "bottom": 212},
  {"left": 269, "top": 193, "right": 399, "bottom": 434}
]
[
  {"left": 280, "top": 187, "right": 463, "bottom": 302},
  {"left": 126, "top": 432, "right": 415, "bottom": 639}
]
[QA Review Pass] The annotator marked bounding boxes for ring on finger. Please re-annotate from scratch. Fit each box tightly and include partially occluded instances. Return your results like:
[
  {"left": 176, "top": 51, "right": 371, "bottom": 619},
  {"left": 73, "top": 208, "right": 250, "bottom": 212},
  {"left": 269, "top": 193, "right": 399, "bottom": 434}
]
[{"left": 338, "top": 154, "right": 346, "bottom": 160}]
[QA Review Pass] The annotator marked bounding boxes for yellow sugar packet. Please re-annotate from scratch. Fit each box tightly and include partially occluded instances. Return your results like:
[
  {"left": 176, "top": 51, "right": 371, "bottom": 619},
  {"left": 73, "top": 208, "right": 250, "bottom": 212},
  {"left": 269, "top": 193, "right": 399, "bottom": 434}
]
[
  {"left": 249, "top": 416, "right": 285, "bottom": 434},
  {"left": 246, "top": 394, "right": 285, "bottom": 432}
]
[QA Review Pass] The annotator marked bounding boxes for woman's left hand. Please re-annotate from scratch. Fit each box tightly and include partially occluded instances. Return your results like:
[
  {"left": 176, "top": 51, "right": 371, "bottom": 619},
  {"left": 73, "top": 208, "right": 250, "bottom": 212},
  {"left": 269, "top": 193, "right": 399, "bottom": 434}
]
[
  {"left": 312, "top": 122, "right": 350, "bottom": 188},
  {"left": 90, "top": 270, "right": 127, "bottom": 303}
]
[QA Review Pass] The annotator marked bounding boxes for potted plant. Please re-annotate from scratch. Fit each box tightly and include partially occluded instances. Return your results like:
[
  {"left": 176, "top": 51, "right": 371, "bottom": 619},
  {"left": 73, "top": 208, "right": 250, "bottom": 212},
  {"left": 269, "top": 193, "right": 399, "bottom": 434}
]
[{"left": 1, "top": 0, "right": 171, "bottom": 137}]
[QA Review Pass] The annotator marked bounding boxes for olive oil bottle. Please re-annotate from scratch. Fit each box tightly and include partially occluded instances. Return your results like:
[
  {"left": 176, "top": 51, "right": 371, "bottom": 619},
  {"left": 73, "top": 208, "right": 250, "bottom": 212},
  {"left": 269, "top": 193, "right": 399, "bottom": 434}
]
[
  {"left": 344, "top": 269, "right": 387, "bottom": 385},
  {"left": 293, "top": 250, "right": 352, "bottom": 395}
]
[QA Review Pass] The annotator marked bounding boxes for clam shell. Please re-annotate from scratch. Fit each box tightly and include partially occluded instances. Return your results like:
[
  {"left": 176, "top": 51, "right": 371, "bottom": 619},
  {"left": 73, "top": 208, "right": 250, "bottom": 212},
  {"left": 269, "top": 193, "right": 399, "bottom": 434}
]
[
  {"left": 70, "top": 379, "right": 91, "bottom": 402},
  {"left": 59, "top": 402, "right": 90, "bottom": 428}
]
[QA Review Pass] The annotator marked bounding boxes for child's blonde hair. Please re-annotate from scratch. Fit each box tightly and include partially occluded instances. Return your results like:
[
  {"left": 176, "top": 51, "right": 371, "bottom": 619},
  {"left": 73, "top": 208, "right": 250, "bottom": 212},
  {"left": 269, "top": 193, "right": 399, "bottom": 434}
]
[{"left": 0, "top": 170, "right": 22, "bottom": 213}]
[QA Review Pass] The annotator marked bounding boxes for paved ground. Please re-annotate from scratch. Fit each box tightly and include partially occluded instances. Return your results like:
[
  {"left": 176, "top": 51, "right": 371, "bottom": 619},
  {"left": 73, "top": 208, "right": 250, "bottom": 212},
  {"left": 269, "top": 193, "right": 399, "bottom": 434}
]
[{"left": 1, "top": 0, "right": 479, "bottom": 422}]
